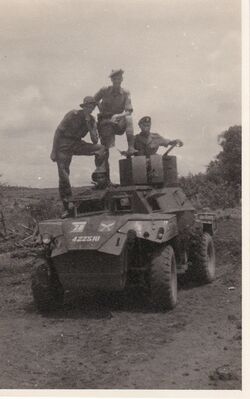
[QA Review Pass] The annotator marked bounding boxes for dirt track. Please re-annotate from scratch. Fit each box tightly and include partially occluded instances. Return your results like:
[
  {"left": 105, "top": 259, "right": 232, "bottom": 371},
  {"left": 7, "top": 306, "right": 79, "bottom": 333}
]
[{"left": 0, "top": 217, "right": 241, "bottom": 389}]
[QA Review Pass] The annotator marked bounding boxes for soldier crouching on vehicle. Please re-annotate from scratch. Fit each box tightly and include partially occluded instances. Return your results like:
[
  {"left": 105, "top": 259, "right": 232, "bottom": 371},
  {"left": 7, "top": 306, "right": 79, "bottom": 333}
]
[
  {"left": 134, "top": 116, "right": 183, "bottom": 156},
  {"left": 50, "top": 96, "right": 107, "bottom": 218},
  {"left": 94, "top": 69, "right": 136, "bottom": 179}
]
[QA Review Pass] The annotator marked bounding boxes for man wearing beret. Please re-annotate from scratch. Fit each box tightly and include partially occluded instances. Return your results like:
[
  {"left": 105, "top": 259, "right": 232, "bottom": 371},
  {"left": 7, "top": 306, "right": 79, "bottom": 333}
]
[
  {"left": 94, "top": 69, "right": 136, "bottom": 178},
  {"left": 50, "top": 96, "right": 106, "bottom": 218},
  {"left": 134, "top": 116, "right": 183, "bottom": 157}
]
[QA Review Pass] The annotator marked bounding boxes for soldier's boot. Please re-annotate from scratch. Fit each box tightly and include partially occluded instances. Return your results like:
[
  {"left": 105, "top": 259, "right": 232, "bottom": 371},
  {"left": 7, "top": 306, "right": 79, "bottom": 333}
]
[
  {"left": 94, "top": 147, "right": 111, "bottom": 182},
  {"left": 94, "top": 145, "right": 107, "bottom": 168},
  {"left": 125, "top": 115, "right": 137, "bottom": 155},
  {"left": 61, "top": 201, "right": 74, "bottom": 219},
  {"left": 92, "top": 153, "right": 111, "bottom": 185}
]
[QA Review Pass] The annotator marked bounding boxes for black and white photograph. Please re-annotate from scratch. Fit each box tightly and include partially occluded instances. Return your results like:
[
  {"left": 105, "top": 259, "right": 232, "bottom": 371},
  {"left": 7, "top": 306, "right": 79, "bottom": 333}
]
[{"left": 0, "top": 0, "right": 247, "bottom": 395}]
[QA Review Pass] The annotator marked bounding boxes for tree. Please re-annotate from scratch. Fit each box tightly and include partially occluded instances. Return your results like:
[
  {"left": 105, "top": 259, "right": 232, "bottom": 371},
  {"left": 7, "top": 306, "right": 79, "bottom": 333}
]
[{"left": 207, "top": 125, "right": 241, "bottom": 186}]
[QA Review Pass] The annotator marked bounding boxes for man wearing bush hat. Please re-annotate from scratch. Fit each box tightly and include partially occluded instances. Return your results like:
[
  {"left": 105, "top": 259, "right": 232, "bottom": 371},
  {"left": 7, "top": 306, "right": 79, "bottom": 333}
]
[
  {"left": 134, "top": 116, "right": 183, "bottom": 157},
  {"left": 50, "top": 96, "right": 107, "bottom": 218},
  {"left": 94, "top": 69, "right": 136, "bottom": 178}
]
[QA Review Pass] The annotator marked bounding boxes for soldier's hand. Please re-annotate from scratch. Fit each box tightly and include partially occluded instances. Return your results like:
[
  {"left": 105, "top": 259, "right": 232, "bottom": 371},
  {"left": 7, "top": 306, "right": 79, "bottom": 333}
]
[
  {"left": 111, "top": 114, "right": 119, "bottom": 123},
  {"left": 149, "top": 143, "right": 159, "bottom": 151},
  {"left": 119, "top": 148, "right": 138, "bottom": 157},
  {"left": 119, "top": 150, "right": 129, "bottom": 157},
  {"left": 170, "top": 139, "right": 183, "bottom": 147},
  {"left": 175, "top": 139, "right": 183, "bottom": 147},
  {"left": 50, "top": 151, "right": 57, "bottom": 162}
]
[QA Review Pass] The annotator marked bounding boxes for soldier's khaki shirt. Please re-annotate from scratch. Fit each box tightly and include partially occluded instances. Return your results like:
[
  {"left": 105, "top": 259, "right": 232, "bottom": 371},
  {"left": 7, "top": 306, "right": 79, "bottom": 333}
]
[
  {"left": 56, "top": 110, "right": 95, "bottom": 153},
  {"left": 134, "top": 132, "right": 171, "bottom": 157},
  {"left": 94, "top": 86, "right": 133, "bottom": 116}
]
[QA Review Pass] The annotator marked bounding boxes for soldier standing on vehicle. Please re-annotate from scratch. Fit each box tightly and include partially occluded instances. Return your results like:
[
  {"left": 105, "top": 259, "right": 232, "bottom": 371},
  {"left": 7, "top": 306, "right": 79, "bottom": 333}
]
[
  {"left": 134, "top": 116, "right": 183, "bottom": 157},
  {"left": 50, "top": 96, "right": 106, "bottom": 218},
  {"left": 94, "top": 69, "right": 136, "bottom": 178}
]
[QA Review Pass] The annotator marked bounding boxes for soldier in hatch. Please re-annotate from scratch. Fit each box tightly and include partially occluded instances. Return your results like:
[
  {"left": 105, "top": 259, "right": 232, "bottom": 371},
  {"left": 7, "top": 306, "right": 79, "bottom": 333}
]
[
  {"left": 91, "top": 166, "right": 112, "bottom": 190},
  {"left": 94, "top": 69, "right": 136, "bottom": 179},
  {"left": 50, "top": 96, "right": 107, "bottom": 218},
  {"left": 134, "top": 116, "right": 183, "bottom": 157}
]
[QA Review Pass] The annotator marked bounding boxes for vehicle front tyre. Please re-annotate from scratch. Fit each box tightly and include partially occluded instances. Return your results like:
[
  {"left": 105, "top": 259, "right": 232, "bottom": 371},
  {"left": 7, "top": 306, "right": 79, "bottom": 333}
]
[
  {"left": 31, "top": 259, "right": 64, "bottom": 312},
  {"left": 150, "top": 245, "right": 177, "bottom": 311}
]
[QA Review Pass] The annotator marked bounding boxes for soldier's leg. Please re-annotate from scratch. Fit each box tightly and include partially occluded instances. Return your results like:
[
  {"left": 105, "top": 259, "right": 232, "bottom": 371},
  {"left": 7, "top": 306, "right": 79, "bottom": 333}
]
[
  {"left": 98, "top": 123, "right": 115, "bottom": 180},
  {"left": 99, "top": 122, "right": 116, "bottom": 148},
  {"left": 117, "top": 115, "right": 136, "bottom": 154},
  {"left": 73, "top": 142, "right": 107, "bottom": 169},
  {"left": 57, "top": 153, "right": 73, "bottom": 209},
  {"left": 104, "top": 149, "right": 110, "bottom": 180}
]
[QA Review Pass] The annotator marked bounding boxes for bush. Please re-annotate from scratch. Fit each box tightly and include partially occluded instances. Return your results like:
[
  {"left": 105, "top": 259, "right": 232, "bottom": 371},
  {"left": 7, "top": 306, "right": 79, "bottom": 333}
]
[
  {"left": 24, "top": 198, "right": 61, "bottom": 222},
  {"left": 179, "top": 174, "right": 240, "bottom": 209},
  {"left": 179, "top": 125, "right": 241, "bottom": 209}
]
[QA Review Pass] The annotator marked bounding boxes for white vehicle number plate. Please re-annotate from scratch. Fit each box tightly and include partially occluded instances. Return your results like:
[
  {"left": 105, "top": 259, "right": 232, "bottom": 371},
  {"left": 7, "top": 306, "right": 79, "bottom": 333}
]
[{"left": 72, "top": 235, "right": 100, "bottom": 242}]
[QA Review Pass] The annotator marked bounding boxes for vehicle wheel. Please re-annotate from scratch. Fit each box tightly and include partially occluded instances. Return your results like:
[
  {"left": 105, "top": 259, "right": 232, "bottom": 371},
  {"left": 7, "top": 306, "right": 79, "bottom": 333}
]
[
  {"left": 31, "top": 259, "right": 64, "bottom": 312},
  {"left": 189, "top": 232, "right": 216, "bottom": 283},
  {"left": 150, "top": 245, "right": 177, "bottom": 311}
]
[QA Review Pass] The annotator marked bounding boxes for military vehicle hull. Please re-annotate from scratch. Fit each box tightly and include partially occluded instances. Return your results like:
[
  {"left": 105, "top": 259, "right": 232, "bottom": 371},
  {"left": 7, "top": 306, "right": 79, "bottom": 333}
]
[{"left": 37, "top": 211, "right": 179, "bottom": 292}]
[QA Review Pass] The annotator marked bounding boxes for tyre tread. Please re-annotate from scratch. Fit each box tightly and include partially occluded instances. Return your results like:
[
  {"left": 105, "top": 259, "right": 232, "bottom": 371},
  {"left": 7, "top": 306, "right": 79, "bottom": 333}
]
[
  {"left": 189, "top": 232, "right": 216, "bottom": 283},
  {"left": 150, "top": 245, "right": 177, "bottom": 310},
  {"left": 31, "top": 260, "right": 64, "bottom": 312}
]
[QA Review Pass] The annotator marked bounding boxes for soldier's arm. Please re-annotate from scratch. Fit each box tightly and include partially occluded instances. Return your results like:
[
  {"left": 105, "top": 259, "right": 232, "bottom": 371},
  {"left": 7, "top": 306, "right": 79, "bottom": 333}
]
[
  {"left": 154, "top": 134, "right": 171, "bottom": 148},
  {"left": 50, "top": 111, "right": 73, "bottom": 161},
  {"left": 88, "top": 118, "right": 99, "bottom": 144},
  {"left": 124, "top": 90, "right": 133, "bottom": 114},
  {"left": 157, "top": 134, "right": 183, "bottom": 148},
  {"left": 93, "top": 87, "right": 105, "bottom": 112}
]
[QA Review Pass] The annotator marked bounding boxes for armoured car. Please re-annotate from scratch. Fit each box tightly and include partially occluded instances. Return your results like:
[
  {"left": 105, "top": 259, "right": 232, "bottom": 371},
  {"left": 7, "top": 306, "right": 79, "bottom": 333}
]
[{"left": 31, "top": 144, "right": 216, "bottom": 311}]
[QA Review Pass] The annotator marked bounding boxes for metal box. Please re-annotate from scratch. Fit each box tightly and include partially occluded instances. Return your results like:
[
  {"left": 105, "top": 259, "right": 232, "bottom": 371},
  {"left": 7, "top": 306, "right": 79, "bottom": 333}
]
[
  {"left": 163, "top": 155, "right": 178, "bottom": 187},
  {"left": 119, "top": 156, "right": 147, "bottom": 185},
  {"left": 149, "top": 155, "right": 164, "bottom": 184}
]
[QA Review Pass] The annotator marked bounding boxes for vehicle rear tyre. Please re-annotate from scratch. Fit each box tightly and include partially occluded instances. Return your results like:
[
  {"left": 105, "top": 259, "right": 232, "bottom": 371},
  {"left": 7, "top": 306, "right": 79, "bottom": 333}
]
[
  {"left": 150, "top": 245, "right": 177, "bottom": 311},
  {"left": 189, "top": 232, "right": 216, "bottom": 283},
  {"left": 31, "top": 259, "right": 64, "bottom": 312}
]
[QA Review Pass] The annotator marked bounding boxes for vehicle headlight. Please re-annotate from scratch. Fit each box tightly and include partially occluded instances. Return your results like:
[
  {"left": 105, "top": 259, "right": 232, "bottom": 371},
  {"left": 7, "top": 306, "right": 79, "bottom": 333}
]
[
  {"left": 156, "top": 227, "right": 165, "bottom": 240},
  {"left": 42, "top": 233, "right": 52, "bottom": 245}
]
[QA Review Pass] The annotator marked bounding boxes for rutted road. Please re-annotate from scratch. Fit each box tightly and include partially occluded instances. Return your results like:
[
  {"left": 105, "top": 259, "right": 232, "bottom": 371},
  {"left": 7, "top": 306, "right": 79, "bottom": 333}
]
[{"left": 0, "top": 218, "right": 241, "bottom": 389}]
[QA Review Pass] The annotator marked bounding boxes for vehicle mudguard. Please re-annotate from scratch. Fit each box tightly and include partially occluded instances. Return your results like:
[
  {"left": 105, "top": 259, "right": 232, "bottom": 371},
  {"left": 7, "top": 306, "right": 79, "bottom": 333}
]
[
  {"left": 118, "top": 214, "right": 178, "bottom": 243},
  {"left": 195, "top": 212, "right": 217, "bottom": 235}
]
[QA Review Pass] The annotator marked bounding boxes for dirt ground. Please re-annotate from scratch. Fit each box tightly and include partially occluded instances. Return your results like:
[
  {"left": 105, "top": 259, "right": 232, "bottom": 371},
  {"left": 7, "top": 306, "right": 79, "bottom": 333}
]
[{"left": 0, "top": 216, "right": 241, "bottom": 390}]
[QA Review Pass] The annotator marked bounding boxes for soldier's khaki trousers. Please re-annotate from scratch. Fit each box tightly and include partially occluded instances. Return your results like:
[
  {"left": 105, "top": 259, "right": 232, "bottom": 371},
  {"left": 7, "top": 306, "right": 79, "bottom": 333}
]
[
  {"left": 97, "top": 114, "right": 134, "bottom": 178},
  {"left": 56, "top": 142, "right": 106, "bottom": 206}
]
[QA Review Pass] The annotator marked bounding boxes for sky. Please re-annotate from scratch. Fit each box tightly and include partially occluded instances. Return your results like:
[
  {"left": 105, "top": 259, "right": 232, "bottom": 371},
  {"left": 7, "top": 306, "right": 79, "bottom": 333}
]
[{"left": 0, "top": 0, "right": 241, "bottom": 188}]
